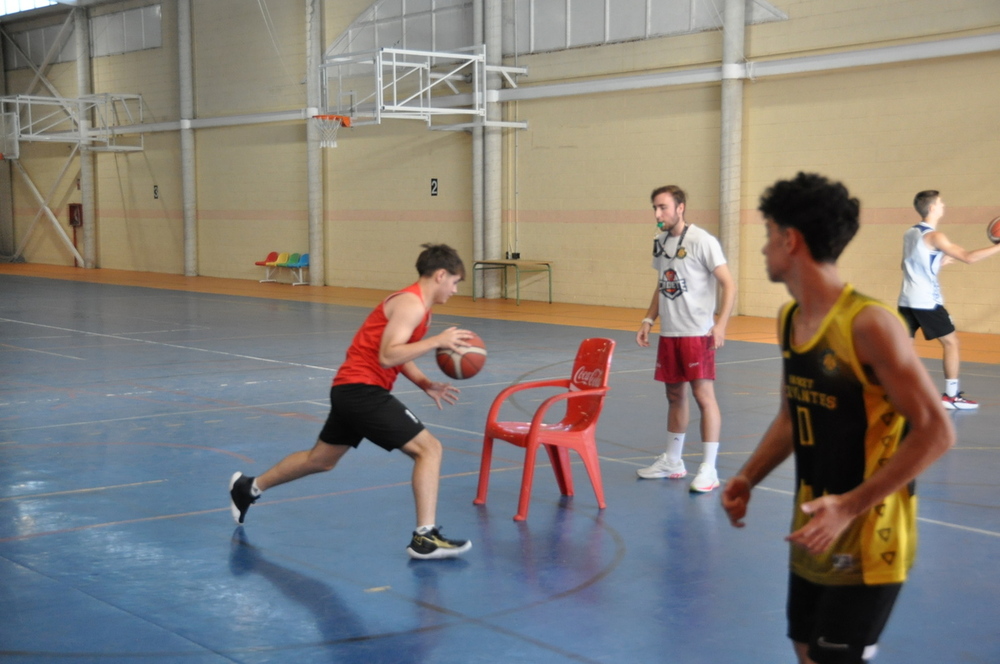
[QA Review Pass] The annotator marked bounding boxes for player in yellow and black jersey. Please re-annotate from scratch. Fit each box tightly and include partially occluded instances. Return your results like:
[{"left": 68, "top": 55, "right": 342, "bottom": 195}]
[
  {"left": 779, "top": 290, "right": 913, "bottom": 588},
  {"left": 722, "top": 173, "right": 954, "bottom": 664}
]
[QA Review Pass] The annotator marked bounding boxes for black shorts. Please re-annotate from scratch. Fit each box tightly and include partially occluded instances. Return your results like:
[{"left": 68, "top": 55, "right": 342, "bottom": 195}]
[
  {"left": 318, "top": 384, "right": 425, "bottom": 452},
  {"left": 897, "top": 305, "right": 955, "bottom": 341},
  {"left": 787, "top": 573, "right": 902, "bottom": 664}
]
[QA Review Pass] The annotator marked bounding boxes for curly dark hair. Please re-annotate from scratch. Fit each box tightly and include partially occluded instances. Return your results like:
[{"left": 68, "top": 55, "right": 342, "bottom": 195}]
[
  {"left": 416, "top": 243, "right": 465, "bottom": 279},
  {"left": 758, "top": 172, "right": 860, "bottom": 263}
]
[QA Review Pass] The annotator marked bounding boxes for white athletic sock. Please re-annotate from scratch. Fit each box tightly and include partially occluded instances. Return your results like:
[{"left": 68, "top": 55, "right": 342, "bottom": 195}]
[
  {"left": 702, "top": 442, "right": 719, "bottom": 468},
  {"left": 250, "top": 479, "right": 262, "bottom": 497},
  {"left": 666, "top": 432, "right": 685, "bottom": 462},
  {"left": 945, "top": 379, "right": 959, "bottom": 397},
  {"left": 416, "top": 525, "right": 436, "bottom": 535}
]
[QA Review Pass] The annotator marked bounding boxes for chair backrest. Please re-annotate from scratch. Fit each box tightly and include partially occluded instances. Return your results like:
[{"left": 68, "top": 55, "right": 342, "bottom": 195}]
[
  {"left": 297, "top": 253, "right": 309, "bottom": 267},
  {"left": 565, "top": 337, "right": 615, "bottom": 424},
  {"left": 282, "top": 253, "right": 300, "bottom": 267},
  {"left": 269, "top": 252, "right": 289, "bottom": 266},
  {"left": 262, "top": 251, "right": 278, "bottom": 262}
]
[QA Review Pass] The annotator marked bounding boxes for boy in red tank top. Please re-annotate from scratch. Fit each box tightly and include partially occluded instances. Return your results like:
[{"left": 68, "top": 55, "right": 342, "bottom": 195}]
[{"left": 229, "top": 244, "right": 474, "bottom": 559}]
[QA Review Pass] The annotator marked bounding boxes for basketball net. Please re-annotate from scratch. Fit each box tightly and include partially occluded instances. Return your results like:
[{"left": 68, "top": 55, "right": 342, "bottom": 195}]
[{"left": 314, "top": 114, "right": 350, "bottom": 149}]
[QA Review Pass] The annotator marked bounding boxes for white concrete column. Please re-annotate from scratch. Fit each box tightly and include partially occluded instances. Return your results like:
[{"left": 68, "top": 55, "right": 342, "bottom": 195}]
[
  {"left": 719, "top": 0, "right": 746, "bottom": 311},
  {"left": 306, "top": 0, "right": 325, "bottom": 285},
  {"left": 75, "top": 8, "right": 96, "bottom": 268},
  {"left": 472, "top": 0, "right": 485, "bottom": 295},
  {"left": 483, "top": 0, "right": 502, "bottom": 298},
  {"left": 178, "top": 0, "right": 197, "bottom": 276}
]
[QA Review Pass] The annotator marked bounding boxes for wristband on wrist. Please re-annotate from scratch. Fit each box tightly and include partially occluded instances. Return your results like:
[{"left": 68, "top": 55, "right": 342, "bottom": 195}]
[{"left": 641, "top": 317, "right": 655, "bottom": 327}]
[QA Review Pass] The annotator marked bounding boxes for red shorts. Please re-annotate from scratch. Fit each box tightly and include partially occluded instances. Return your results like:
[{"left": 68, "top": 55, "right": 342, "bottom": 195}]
[{"left": 654, "top": 335, "right": 715, "bottom": 383}]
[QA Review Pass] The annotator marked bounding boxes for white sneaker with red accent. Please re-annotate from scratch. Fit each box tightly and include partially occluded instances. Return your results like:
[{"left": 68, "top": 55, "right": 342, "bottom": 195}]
[
  {"left": 637, "top": 454, "right": 687, "bottom": 479},
  {"left": 942, "top": 392, "right": 978, "bottom": 410},
  {"left": 689, "top": 463, "right": 720, "bottom": 493}
]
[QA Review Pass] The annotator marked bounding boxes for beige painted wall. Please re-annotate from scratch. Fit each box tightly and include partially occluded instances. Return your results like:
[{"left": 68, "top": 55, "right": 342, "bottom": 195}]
[
  {"left": 325, "top": 120, "right": 474, "bottom": 291},
  {"left": 502, "top": 0, "right": 1000, "bottom": 330},
  {"left": 5, "top": 0, "right": 1000, "bottom": 331},
  {"left": 741, "top": 54, "right": 1000, "bottom": 327},
  {"left": 505, "top": 82, "right": 723, "bottom": 307}
]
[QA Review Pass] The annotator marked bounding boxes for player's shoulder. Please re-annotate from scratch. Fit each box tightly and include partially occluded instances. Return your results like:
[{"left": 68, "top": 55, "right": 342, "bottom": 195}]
[
  {"left": 687, "top": 223, "right": 710, "bottom": 237},
  {"left": 684, "top": 224, "right": 719, "bottom": 247},
  {"left": 921, "top": 227, "right": 951, "bottom": 245},
  {"left": 383, "top": 288, "right": 424, "bottom": 318},
  {"left": 848, "top": 293, "right": 905, "bottom": 338}
]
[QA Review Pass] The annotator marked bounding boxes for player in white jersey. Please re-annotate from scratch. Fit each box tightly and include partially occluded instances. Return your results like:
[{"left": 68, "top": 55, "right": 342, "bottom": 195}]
[
  {"left": 897, "top": 190, "right": 1000, "bottom": 409},
  {"left": 636, "top": 185, "right": 735, "bottom": 493}
]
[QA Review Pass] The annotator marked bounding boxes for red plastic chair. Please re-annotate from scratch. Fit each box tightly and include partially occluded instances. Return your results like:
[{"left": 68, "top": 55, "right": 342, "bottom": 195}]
[
  {"left": 474, "top": 337, "right": 615, "bottom": 521},
  {"left": 254, "top": 251, "right": 278, "bottom": 267}
]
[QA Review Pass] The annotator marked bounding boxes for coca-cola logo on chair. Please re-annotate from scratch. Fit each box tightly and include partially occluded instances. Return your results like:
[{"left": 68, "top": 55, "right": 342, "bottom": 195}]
[{"left": 573, "top": 367, "right": 604, "bottom": 388}]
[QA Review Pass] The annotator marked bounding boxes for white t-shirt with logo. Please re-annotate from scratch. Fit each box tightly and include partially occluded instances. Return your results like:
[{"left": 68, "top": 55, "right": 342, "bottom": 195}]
[{"left": 651, "top": 224, "right": 727, "bottom": 337}]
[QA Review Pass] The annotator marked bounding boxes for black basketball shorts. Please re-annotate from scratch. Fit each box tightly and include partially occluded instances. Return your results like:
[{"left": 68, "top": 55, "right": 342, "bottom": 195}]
[
  {"left": 787, "top": 573, "right": 902, "bottom": 664},
  {"left": 897, "top": 305, "right": 955, "bottom": 341},
  {"left": 319, "top": 384, "right": 425, "bottom": 451}
]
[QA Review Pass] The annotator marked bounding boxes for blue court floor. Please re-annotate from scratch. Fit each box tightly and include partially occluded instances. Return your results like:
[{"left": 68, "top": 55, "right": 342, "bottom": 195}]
[{"left": 1, "top": 273, "right": 998, "bottom": 663}]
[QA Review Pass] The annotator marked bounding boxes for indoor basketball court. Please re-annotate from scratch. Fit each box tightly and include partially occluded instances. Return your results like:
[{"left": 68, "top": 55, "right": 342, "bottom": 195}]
[
  {"left": 2, "top": 1, "right": 1000, "bottom": 663},
  {"left": 1, "top": 267, "right": 997, "bottom": 663}
]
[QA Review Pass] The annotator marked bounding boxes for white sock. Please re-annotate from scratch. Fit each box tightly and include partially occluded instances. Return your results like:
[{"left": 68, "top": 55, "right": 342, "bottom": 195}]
[
  {"left": 416, "top": 524, "right": 436, "bottom": 535},
  {"left": 666, "top": 432, "right": 686, "bottom": 462},
  {"left": 702, "top": 442, "right": 719, "bottom": 468},
  {"left": 250, "top": 479, "right": 262, "bottom": 497},
  {"left": 945, "top": 379, "right": 959, "bottom": 397}
]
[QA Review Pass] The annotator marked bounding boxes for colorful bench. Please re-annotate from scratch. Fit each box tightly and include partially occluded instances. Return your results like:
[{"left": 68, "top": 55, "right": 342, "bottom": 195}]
[{"left": 256, "top": 252, "right": 309, "bottom": 285}]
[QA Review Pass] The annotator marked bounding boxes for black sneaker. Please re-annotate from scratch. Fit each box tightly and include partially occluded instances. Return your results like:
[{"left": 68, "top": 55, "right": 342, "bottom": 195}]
[
  {"left": 229, "top": 472, "right": 258, "bottom": 524},
  {"left": 406, "top": 527, "right": 472, "bottom": 560}
]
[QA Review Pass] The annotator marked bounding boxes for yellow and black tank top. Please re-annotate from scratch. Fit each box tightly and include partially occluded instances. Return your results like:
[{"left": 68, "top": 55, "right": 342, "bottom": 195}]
[{"left": 780, "top": 285, "right": 916, "bottom": 586}]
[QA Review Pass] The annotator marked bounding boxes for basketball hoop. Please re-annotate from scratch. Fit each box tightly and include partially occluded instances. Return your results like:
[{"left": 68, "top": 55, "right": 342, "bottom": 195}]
[{"left": 314, "top": 114, "right": 351, "bottom": 148}]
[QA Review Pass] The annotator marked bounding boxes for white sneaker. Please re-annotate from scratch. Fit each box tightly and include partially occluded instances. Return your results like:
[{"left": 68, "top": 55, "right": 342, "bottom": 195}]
[
  {"left": 637, "top": 453, "right": 687, "bottom": 479},
  {"left": 689, "top": 463, "right": 720, "bottom": 493},
  {"left": 942, "top": 392, "right": 978, "bottom": 410}
]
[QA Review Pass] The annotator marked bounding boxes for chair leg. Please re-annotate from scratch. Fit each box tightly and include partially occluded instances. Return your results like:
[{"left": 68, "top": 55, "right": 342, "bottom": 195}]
[
  {"left": 473, "top": 436, "right": 494, "bottom": 505},
  {"left": 578, "top": 443, "right": 607, "bottom": 509},
  {"left": 545, "top": 445, "right": 575, "bottom": 497},
  {"left": 514, "top": 443, "right": 540, "bottom": 521}
]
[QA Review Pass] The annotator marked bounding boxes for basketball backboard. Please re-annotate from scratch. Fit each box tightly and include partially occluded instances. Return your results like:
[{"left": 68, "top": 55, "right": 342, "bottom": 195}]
[{"left": 321, "top": 45, "right": 526, "bottom": 130}]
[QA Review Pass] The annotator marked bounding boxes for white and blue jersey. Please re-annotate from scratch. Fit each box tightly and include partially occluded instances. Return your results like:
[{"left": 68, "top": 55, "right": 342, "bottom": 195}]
[{"left": 898, "top": 223, "right": 943, "bottom": 309}]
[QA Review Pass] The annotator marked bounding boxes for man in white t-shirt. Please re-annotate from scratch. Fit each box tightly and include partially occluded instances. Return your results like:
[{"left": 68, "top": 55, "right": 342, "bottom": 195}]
[{"left": 636, "top": 185, "right": 736, "bottom": 492}]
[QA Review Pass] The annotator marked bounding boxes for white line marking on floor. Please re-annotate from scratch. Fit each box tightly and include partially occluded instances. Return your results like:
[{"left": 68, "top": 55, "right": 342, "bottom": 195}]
[{"left": 0, "top": 317, "right": 336, "bottom": 372}]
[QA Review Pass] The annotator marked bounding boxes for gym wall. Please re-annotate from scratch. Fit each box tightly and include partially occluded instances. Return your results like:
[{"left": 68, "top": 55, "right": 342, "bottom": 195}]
[{"left": 5, "top": 0, "right": 1000, "bottom": 332}]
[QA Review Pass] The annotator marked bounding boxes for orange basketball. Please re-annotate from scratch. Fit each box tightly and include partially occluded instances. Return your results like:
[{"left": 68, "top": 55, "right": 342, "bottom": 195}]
[
  {"left": 988, "top": 215, "right": 1000, "bottom": 244},
  {"left": 436, "top": 332, "right": 487, "bottom": 380}
]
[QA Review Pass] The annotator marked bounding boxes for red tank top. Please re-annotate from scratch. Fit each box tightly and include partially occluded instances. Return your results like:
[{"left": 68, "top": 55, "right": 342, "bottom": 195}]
[{"left": 332, "top": 282, "right": 431, "bottom": 390}]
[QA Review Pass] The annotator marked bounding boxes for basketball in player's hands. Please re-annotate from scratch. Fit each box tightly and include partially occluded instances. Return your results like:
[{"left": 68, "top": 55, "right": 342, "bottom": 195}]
[{"left": 436, "top": 332, "right": 487, "bottom": 379}]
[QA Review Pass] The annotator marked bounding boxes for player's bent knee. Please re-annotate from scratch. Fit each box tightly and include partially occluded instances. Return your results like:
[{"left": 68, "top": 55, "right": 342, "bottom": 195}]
[
  {"left": 307, "top": 441, "right": 348, "bottom": 472},
  {"left": 401, "top": 431, "right": 442, "bottom": 461}
]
